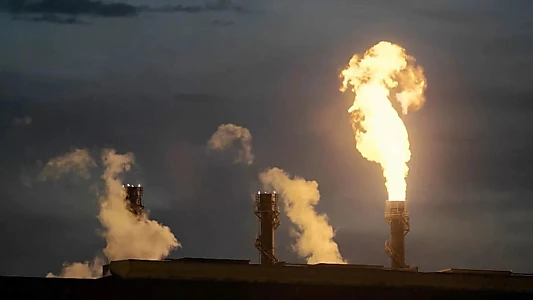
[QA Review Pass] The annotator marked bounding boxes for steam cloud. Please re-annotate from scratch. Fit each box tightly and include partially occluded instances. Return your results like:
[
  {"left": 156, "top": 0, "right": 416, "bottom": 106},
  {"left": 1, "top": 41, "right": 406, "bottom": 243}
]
[
  {"left": 259, "top": 168, "right": 346, "bottom": 264},
  {"left": 207, "top": 124, "right": 254, "bottom": 165},
  {"left": 38, "top": 149, "right": 96, "bottom": 181},
  {"left": 99, "top": 149, "right": 180, "bottom": 261},
  {"left": 44, "top": 149, "right": 180, "bottom": 278},
  {"left": 46, "top": 258, "right": 104, "bottom": 279}
]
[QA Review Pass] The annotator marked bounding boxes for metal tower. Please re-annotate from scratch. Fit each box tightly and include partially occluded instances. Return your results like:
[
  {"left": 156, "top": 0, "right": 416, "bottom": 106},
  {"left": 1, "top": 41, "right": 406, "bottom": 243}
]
[
  {"left": 254, "top": 192, "right": 280, "bottom": 265},
  {"left": 385, "top": 200, "right": 410, "bottom": 269},
  {"left": 123, "top": 184, "right": 144, "bottom": 216}
]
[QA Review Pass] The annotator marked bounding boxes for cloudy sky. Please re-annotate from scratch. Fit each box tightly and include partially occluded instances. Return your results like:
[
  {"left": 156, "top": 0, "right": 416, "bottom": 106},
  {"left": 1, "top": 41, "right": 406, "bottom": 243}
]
[{"left": 1, "top": 0, "right": 533, "bottom": 276}]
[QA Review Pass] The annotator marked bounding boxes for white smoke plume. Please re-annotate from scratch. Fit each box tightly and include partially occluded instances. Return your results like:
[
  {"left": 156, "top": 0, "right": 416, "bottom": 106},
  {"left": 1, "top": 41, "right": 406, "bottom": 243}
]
[
  {"left": 44, "top": 149, "right": 180, "bottom": 278},
  {"left": 259, "top": 167, "right": 346, "bottom": 264},
  {"left": 38, "top": 149, "right": 96, "bottom": 181},
  {"left": 99, "top": 149, "right": 180, "bottom": 261},
  {"left": 46, "top": 258, "right": 104, "bottom": 279},
  {"left": 207, "top": 123, "right": 254, "bottom": 165}
]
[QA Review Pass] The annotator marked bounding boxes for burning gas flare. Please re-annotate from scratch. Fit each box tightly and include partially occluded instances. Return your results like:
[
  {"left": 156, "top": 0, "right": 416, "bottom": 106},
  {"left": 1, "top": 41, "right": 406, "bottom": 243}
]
[{"left": 340, "top": 41, "right": 426, "bottom": 201}]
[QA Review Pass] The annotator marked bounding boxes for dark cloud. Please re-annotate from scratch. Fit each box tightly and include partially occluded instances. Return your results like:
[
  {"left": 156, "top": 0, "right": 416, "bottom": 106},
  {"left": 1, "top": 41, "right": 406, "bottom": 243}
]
[
  {"left": 1, "top": 0, "right": 533, "bottom": 276},
  {"left": 2, "top": 0, "right": 245, "bottom": 24},
  {"left": 23, "top": 13, "right": 88, "bottom": 24},
  {"left": 5, "top": 0, "right": 138, "bottom": 17},
  {"left": 143, "top": 0, "right": 244, "bottom": 14}
]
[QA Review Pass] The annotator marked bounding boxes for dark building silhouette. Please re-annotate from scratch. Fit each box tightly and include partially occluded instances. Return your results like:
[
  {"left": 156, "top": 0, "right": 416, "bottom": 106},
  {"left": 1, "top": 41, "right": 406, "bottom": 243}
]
[
  {"left": 385, "top": 200, "right": 410, "bottom": 269},
  {"left": 2, "top": 259, "right": 533, "bottom": 299},
  {"left": 254, "top": 192, "right": 280, "bottom": 265},
  {"left": 123, "top": 184, "right": 143, "bottom": 216}
]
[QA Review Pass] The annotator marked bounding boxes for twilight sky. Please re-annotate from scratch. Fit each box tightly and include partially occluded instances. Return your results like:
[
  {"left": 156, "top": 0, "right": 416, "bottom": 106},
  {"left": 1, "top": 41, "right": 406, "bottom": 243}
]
[{"left": 1, "top": 0, "right": 533, "bottom": 276}]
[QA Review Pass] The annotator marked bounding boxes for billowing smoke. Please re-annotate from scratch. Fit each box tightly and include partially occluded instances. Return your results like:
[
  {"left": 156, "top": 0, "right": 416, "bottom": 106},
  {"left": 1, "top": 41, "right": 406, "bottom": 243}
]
[
  {"left": 207, "top": 123, "right": 254, "bottom": 165},
  {"left": 38, "top": 149, "right": 96, "bottom": 181},
  {"left": 99, "top": 149, "right": 180, "bottom": 261},
  {"left": 259, "top": 167, "right": 346, "bottom": 264},
  {"left": 46, "top": 258, "right": 104, "bottom": 279},
  {"left": 44, "top": 149, "right": 180, "bottom": 278}
]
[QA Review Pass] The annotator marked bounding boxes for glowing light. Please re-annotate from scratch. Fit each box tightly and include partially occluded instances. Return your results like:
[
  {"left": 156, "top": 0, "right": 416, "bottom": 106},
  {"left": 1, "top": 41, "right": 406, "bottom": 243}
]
[{"left": 340, "top": 41, "right": 426, "bottom": 201}]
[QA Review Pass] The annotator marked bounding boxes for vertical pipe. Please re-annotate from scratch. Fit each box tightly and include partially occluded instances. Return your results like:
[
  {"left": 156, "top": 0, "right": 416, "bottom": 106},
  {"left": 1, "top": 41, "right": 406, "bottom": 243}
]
[
  {"left": 255, "top": 192, "right": 280, "bottom": 265},
  {"left": 259, "top": 194, "right": 275, "bottom": 265},
  {"left": 385, "top": 200, "right": 409, "bottom": 269},
  {"left": 390, "top": 215, "right": 406, "bottom": 269},
  {"left": 124, "top": 185, "right": 144, "bottom": 216}
]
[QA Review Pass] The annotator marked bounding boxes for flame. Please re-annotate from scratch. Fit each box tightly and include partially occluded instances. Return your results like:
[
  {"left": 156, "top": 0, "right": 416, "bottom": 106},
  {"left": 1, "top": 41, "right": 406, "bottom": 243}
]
[{"left": 340, "top": 41, "right": 426, "bottom": 201}]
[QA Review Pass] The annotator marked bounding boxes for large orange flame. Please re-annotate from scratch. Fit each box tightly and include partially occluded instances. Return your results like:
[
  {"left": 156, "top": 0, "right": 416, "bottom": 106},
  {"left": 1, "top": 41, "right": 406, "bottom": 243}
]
[{"left": 340, "top": 41, "right": 427, "bottom": 201}]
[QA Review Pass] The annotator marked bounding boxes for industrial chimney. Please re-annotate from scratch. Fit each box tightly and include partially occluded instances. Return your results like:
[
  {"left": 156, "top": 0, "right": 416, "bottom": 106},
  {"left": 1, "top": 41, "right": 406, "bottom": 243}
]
[
  {"left": 123, "top": 184, "right": 144, "bottom": 216},
  {"left": 254, "top": 192, "right": 280, "bottom": 265},
  {"left": 385, "top": 200, "right": 410, "bottom": 269}
]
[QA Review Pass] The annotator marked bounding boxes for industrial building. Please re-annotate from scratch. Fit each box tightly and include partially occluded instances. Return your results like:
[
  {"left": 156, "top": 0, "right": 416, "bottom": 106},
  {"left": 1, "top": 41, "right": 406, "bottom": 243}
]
[
  {"left": 2, "top": 258, "right": 533, "bottom": 299},
  {"left": 2, "top": 191, "right": 532, "bottom": 299}
]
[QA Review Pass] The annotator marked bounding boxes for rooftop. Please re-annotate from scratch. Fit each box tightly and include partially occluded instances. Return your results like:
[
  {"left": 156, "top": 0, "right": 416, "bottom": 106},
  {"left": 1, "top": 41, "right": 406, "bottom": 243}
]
[{"left": 103, "top": 258, "right": 533, "bottom": 293}]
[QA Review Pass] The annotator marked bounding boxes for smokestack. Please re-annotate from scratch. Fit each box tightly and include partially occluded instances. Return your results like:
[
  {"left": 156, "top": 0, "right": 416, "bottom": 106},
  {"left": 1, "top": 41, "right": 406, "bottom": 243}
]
[
  {"left": 254, "top": 192, "right": 280, "bottom": 265},
  {"left": 123, "top": 184, "right": 144, "bottom": 216},
  {"left": 385, "top": 200, "right": 410, "bottom": 269}
]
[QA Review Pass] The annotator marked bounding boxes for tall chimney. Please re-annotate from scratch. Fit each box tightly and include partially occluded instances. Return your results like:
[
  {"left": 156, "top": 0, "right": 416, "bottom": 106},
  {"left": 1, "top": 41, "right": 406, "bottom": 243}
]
[
  {"left": 254, "top": 192, "right": 280, "bottom": 265},
  {"left": 385, "top": 200, "right": 410, "bottom": 269},
  {"left": 123, "top": 184, "right": 144, "bottom": 216}
]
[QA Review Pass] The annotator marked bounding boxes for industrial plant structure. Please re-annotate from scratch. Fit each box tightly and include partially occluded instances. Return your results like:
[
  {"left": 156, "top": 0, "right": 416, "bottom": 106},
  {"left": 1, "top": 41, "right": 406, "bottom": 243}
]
[
  {"left": 253, "top": 191, "right": 413, "bottom": 270},
  {"left": 123, "top": 184, "right": 144, "bottom": 216},
  {"left": 3, "top": 187, "right": 533, "bottom": 299},
  {"left": 3, "top": 259, "right": 533, "bottom": 299},
  {"left": 385, "top": 200, "right": 410, "bottom": 269},
  {"left": 254, "top": 192, "right": 280, "bottom": 265}
]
